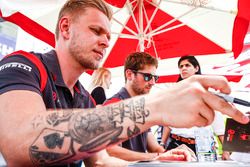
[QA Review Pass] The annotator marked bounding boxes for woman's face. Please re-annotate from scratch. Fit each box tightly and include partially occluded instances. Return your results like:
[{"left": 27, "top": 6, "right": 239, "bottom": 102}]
[{"left": 178, "top": 59, "right": 199, "bottom": 79}]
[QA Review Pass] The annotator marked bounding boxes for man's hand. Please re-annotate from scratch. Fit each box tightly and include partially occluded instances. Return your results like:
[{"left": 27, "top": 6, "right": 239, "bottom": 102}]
[
  {"left": 222, "top": 151, "right": 231, "bottom": 160},
  {"left": 152, "top": 75, "right": 249, "bottom": 128},
  {"left": 155, "top": 148, "right": 192, "bottom": 162},
  {"left": 175, "top": 144, "right": 197, "bottom": 161}
]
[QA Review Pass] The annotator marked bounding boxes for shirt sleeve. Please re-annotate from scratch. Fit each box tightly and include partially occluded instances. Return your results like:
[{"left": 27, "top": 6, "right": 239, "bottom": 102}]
[
  {"left": 0, "top": 54, "right": 42, "bottom": 95},
  {"left": 211, "top": 111, "right": 226, "bottom": 135},
  {"left": 103, "top": 96, "right": 121, "bottom": 106}
]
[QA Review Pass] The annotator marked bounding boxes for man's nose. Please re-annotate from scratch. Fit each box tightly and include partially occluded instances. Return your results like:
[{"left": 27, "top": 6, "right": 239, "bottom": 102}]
[
  {"left": 100, "top": 35, "right": 110, "bottom": 48},
  {"left": 149, "top": 77, "right": 156, "bottom": 85}
]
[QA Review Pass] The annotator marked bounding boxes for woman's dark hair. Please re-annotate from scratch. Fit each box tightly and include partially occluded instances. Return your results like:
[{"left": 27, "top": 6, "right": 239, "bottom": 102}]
[{"left": 177, "top": 55, "right": 201, "bottom": 82}]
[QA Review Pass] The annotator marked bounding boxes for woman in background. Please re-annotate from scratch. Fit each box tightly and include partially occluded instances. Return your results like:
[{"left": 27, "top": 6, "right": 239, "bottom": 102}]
[
  {"left": 161, "top": 55, "right": 230, "bottom": 160},
  {"left": 176, "top": 55, "right": 201, "bottom": 81},
  {"left": 89, "top": 67, "right": 112, "bottom": 105}
]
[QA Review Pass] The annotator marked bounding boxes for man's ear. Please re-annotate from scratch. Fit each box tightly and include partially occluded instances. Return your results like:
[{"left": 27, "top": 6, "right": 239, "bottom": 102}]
[
  {"left": 125, "top": 69, "right": 133, "bottom": 81},
  {"left": 59, "top": 17, "right": 70, "bottom": 39}
]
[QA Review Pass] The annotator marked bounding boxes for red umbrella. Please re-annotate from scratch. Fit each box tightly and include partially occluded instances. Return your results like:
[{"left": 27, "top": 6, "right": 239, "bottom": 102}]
[
  {"left": 0, "top": 0, "right": 249, "bottom": 61},
  {"left": 103, "top": 0, "right": 250, "bottom": 68},
  {"left": 0, "top": 0, "right": 249, "bottom": 83}
]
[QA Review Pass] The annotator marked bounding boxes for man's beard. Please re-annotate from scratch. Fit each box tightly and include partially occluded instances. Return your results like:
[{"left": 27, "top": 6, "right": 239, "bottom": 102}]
[
  {"left": 131, "top": 80, "right": 150, "bottom": 95},
  {"left": 69, "top": 41, "right": 99, "bottom": 70},
  {"left": 78, "top": 55, "right": 99, "bottom": 70}
]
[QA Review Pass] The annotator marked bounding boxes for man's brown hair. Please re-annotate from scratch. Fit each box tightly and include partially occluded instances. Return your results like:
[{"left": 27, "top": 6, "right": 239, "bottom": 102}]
[
  {"left": 124, "top": 52, "right": 158, "bottom": 81},
  {"left": 55, "top": 0, "right": 113, "bottom": 40}
]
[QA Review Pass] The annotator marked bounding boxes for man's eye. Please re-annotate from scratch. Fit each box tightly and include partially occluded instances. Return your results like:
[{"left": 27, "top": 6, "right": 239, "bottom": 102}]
[{"left": 91, "top": 28, "right": 100, "bottom": 35}]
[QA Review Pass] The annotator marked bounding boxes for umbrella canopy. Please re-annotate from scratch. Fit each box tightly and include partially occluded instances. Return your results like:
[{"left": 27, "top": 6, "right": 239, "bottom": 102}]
[
  {"left": 0, "top": 0, "right": 249, "bottom": 83},
  {"left": 103, "top": 0, "right": 250, "bottom": 68},
  {"left": 0, "top": 0, "right": 249, "bottom": 58}
]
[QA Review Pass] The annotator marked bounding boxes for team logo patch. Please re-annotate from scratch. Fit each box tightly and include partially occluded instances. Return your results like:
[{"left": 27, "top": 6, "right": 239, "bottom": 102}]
[{"left": 0, "top": 62, "right": 32, "bottom": 72}]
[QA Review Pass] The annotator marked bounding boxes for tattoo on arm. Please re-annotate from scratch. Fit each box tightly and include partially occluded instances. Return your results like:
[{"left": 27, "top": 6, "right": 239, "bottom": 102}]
[
  {"left": 46, "top": 110, "right": 73, "bottom": 126},
  {"left": 29, "top": 97, "right": 149, "bottom": 165}
]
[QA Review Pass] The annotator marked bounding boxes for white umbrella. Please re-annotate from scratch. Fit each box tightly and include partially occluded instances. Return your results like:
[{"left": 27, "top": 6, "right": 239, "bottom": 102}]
[{"left": 0, "top": 0, "right": 249, "bottom": 82}]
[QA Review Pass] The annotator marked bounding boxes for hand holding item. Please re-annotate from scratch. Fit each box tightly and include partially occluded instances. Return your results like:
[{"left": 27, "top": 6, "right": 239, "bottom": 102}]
[{"left": 149, "top": 75, "right": 249, "bottom": 128}]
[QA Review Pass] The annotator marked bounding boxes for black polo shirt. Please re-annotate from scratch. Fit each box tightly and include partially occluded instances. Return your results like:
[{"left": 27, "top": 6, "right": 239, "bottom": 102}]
[
  {"left": 0, "top": 50, "right": 95, "bottom": 166},
  {"left": 0, "top": 50, "right": 95, "bottom": 109}
]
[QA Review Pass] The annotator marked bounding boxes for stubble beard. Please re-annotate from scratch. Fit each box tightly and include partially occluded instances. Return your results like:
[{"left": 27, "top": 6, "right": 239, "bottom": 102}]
[
  {"left": 131, "top": 80, "right": 149, "bottom": 95},
  {"left": 69, "top": 33, "right": 99, "bottom": 70}
]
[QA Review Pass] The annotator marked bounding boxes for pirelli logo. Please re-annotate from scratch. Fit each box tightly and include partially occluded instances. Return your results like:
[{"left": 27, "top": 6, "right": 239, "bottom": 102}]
[{"left": 0, "top": 62, "right": 32, "bottom": 72}]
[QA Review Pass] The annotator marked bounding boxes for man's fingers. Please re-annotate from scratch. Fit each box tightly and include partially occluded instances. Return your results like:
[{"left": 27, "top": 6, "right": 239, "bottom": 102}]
[
  {"left": 157, "top": 154, "right": 186, "bottom": 161},
  {"left": 196, "top": 102, "right": 214, "bottom": 126},
  {"left": 203, "top": 91, "right": 249, "bottom": 124},
  {"left": 167, "top": 149, "right": 192, "bottom": 161},
  {"left": 190, "top": 75, "right": 231, "bottom": 94},
  {"left": 194, "top": 75, "right": 249, "bottom": 124},
  {"left": 174, "top": 150, "right": 191, "bottom": 161}
]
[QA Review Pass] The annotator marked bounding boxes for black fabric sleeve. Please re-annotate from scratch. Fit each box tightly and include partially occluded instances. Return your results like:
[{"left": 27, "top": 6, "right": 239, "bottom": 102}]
[
  {"left": 0, "top": 55, "right": 42, "bottom": 95},
  {"left": 91, "top": 86, "right": 106, "bottom": 105}
]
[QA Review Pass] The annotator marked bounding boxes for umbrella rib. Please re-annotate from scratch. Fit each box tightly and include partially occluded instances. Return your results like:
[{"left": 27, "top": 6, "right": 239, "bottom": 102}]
[
  {"left": 163, "top": 0, "right": 237, "bottom": 14},
  {"left": 111, "top": 0, "right": 140, "bottom": 37},
  {"left": 143, "top": 0, "right": 162, "bottom": 34},
  {"left": 151, "top": 39, "right": 159, "bottom": 59},
  {"left": 141, "top": 0, "right": 160, "bottom": 58},
  {"left": 112, "top": 32, "right": 139, "bottom": 39},
  {"left": 151, "top": 23, "right": 185, "bottom": 37},
  {"left": 147, "top": 6, "right": 197, "bottom": 37},
  {"left": 138, "top": 0, "right": 145, "bottom": 51},
  {"left": 128, "top": 0, "right": 141, "bottom": 36},
  {"left": 112, "top": 17, "right": 138, "bottom": 36}
]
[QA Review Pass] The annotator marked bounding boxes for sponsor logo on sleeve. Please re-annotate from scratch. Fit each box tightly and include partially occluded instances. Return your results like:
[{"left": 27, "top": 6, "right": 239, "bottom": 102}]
[{"left": 0, "top": 62, "right": 32, "bottom": 72}]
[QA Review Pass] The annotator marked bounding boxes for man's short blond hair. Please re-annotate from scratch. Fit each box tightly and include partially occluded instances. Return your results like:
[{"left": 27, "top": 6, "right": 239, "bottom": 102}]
[{"left": 55, "top": 0, "right": 112, "bottom": 40}]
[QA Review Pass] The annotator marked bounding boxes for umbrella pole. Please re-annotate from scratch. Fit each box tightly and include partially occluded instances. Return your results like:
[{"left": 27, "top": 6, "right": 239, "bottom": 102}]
[{"left": 138, "top": 0, "right": 144, "bottom": 52}]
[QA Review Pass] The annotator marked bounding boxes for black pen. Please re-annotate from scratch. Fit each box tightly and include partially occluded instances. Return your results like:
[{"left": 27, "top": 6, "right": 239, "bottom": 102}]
[{"left": 211, "top": 91, "right": 250, "bottom": 107}]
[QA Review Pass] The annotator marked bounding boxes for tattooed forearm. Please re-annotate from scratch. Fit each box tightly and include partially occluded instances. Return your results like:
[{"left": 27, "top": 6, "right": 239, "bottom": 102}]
[
  {"left": 31, "top": 110, "right": 73, "bottom": 129},
  {"left": 29, "top": 129, "right": 73, "bottom": 166},
  {"left": 107, "top": 97, "right": 149, "bottom": 125},
  {"left": 68, "top": 97, "right": 149, "bottom": 148},
  {"left": 46, "top": 110, "right": 73, "bottom": 126},
  {"left": 32, "top": 114, "right": 44, "bottom": 129},
  {"left": 107, "top": 97, "right": 149, "bottom": 138},
  {"left": 29, "top": 97, "right": 149, "bottom": 166},
  {"left": 127, "top": 125, "right": 140, "bottom": 137},
  {"left": 68, "top": 110, "right": 122, "bottom": 152}
]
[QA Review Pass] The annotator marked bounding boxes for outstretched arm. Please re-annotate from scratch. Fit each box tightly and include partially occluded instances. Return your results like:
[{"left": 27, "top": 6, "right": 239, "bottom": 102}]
[
  {"left": 84, "top": 150, "right": 130, "bottom": 167},
  {"left": 107, "top": 145, "right": 159, "bottom": 161},
  {"left": 0, "top": 90, "right": 157, "bottom": 166},
  {"left": 105, "top": 131, "right": 165, "bottom": 162},
  {"left": 0, "top": 75, "right": 248, "bottom": 166}
]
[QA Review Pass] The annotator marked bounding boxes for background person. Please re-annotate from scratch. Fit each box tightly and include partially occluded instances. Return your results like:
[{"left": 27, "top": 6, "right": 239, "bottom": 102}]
[
  {"left": 161, "top": 55, "right": 230, "bottom": 160},
  {"left": 0, "top": 0, "right": 248, "bottom": 166},
  {"left": 104, "top": 52, "right": 172, "bottom": 161},
  {"left": 89, "top": 67, "right": 112, "bottom": 105}
]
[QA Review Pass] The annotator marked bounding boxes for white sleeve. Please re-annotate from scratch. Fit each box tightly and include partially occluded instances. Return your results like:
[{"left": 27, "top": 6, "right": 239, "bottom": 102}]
[{"left": 211, "top": 111, "right": 225, "bottom": 135}]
